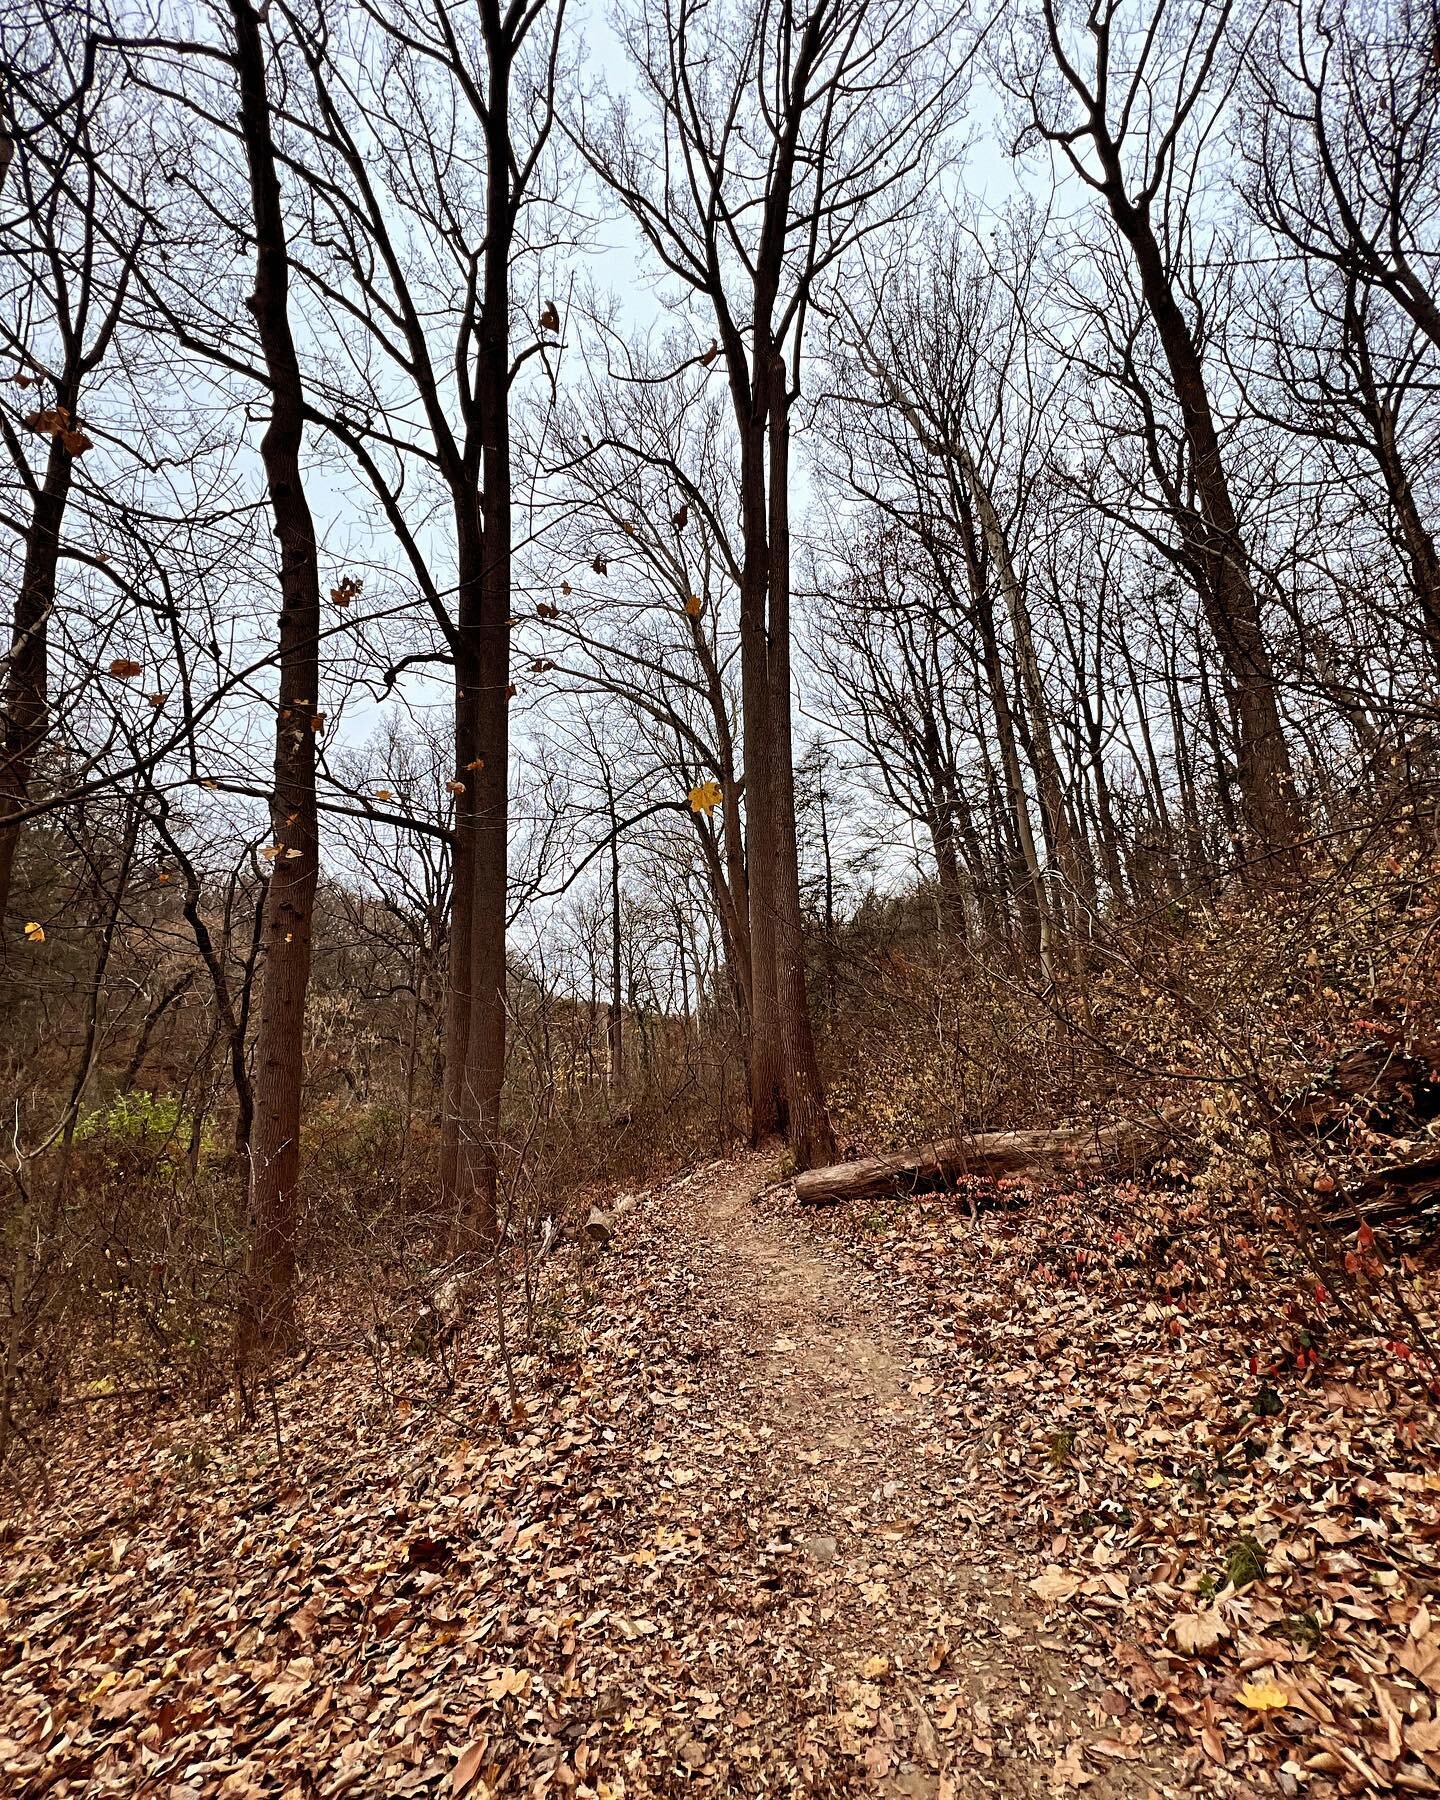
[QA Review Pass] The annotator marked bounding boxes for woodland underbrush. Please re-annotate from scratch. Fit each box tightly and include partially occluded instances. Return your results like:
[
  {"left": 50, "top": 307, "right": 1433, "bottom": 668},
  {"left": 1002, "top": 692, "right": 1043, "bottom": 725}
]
[
  {"left": 825, "top": 819, "right": 1438, "bottom": 1174},
  {"left": 820, "top": 816, "right": 1440, "bottom": 1374},
  {"left": 5, "top": 819, "right": 1439, "bottom": 1483}
]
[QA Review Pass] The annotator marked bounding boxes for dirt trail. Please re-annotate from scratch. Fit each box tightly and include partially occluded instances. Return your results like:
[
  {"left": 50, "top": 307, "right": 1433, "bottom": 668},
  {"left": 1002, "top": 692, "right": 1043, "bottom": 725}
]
[
  {"left": 637, "top": 1151, "right": 1185, "bottom": 1797},
  {"left": 0, "top": 1151, "right": 1207, "bottom": 1800}
]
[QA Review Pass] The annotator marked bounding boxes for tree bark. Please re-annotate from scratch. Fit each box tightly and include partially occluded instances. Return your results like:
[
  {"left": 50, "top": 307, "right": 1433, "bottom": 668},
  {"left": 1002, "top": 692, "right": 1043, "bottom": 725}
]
[
  {"left": 440, "top": 616, "right": 479, "bottom": 1206},
  {"left": 1103, "top": 188, "right": 1301, "bottom": 852},
  {"left": 607, "top": 781, "right": 623, "bottom": 1086},
  {"left": 447, "top": 4, "right": 519, "bottom": 1248},
  {"left": 766, "top": 366, "right": 835, "bottom": 1167},
  {"left": 231, "top": 0, "right": 322, "bottom": 1361},
  {"left": 737, "top": 406, "right": 787, "bottom": 1142},
  {"left": 957, "top": 443, "right": 1086, "bottom": 934},
  {"left": 0, "top": 427, "right": 72, "bottom": 929},
  {"left": 950, "top": 498, "right": 1053, "bottom": 975},
  {"left": 1342, "top": 281, "right": 1440, "bottom": 677},
  {"left": 795, "top": 1116, "right": 1177, "bottom": 1207}
]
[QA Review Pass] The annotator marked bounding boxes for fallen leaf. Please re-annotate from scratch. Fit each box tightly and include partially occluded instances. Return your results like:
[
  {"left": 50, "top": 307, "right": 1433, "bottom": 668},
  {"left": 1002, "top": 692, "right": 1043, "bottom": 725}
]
[
  {"left": 1236, "top": 1680, "right": 1289, "bottom": 1712},
  {"left": 1030, "top": 1565, "right": 1081, "bottom": 1606},
  {"left": 1173, "top": 1611, "right": 1228, "bottom": 1655},
  {"left": 451, "top": 1741, "right": 490, "bottom": 1796}
]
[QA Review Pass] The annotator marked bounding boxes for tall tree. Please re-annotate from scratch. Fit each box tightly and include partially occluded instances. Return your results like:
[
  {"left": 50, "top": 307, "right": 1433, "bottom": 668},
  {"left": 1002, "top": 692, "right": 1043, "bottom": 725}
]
[
  {"left": 580, "top": 0, "right": 964, "bottom": 1164},
  {"left": 0, "top": 13, "right": 142, "bottom": 930},
  {"left": 227, "top": 0, "right": 323, "bottom": 1357},
  {"left": 1009, "top": 0, "right": 1304, "bottom": 853},
  {"left": 267, "top": 0, "right": 570, "bottom": 1241}
]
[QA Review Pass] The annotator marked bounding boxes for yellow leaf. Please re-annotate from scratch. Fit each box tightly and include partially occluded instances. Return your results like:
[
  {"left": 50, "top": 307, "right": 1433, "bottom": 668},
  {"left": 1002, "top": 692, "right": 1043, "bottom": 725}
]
[
  {"left": 688, "top": 780, "right": 723, "bottom": 816},
  {"left": 1236, "top": 1680, "right": 1288, "bottom": 1712},
  {"left": 23, "top": 920, "right": 44, "bottom": 943}
]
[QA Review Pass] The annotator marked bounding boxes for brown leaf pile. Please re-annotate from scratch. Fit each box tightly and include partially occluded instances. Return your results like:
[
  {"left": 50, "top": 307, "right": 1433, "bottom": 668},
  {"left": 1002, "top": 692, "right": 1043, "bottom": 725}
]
[
  {"left": 806, "top": 1173, "right": 1440, "bottom": 1796},
  {"left": 3, "top": 1155, "right": 1435, "bottom": 1798}
]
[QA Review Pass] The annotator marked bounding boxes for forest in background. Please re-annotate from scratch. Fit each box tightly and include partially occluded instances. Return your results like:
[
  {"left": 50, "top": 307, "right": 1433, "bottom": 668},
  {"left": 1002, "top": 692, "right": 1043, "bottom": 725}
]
[{"left": 2, "top": 0, "right": 1439, "bottom": 1473}]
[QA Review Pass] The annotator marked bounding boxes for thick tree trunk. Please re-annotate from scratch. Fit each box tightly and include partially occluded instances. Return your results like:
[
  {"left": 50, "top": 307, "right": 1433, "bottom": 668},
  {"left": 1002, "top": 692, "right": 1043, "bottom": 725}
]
[
  {"left": 454, "top": 19, "right": 517, "bottom": 1246},
  {"left": 231, "top": 0, "right": 322, "bottom": 1361},
  {"left": 608, "top": 791, "right": 623, "bottom": 1086},
  {"left": 738, "top": 412, "right": 786, "bottom": 1142},
  {"left": 441, "top": 13, "right": 518, "bottom": 1246},
  {"left": 928, "top": 800, "right": 969, "bottom": 935},
  {"left": 440, "top": 621, "right": 479, "bottom": 1205}
]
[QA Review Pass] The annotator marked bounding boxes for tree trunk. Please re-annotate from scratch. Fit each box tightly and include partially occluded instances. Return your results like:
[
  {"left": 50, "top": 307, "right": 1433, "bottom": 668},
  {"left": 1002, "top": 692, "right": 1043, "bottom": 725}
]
[
  {"left": 231, "top": 0, "right": 322, "bottom": 1362},
  {"left": 1345, "top": 285, "right": 1440, "bottom": 678},
  {"left": 738, "top": 409, "right": 787, "bottom": 1142},
  {"left": 766, "top": 369, "right": 835, "bottom": 1168},
  {"left": 608, "top": 788, "right": 623, "bottom": 1086},
  {"left": 455, "top": 23, "right": 518, "bottom": 1247},
  {"left": 0, "top": 420, "right": 74, "bottom": 930},
  {"left": 1107, "top": 194, "right": 1301, "bottom": 852},
  {"left": 440, "top": 532, "right": 482, "bottom": 1207},
  {"left": 951, "top": 499, "right": 1053, "bottom": 976},
  {"left": 959, "top": 445, "right": 1085, "bottom": 931}
]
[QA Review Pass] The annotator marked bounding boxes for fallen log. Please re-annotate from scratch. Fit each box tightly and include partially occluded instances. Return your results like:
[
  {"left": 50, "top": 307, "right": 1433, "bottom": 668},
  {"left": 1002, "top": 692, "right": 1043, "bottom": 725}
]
[
  {"left": 1319, "top": 1150, "right": 1440, "bottom": 1243},
  {"left": 794, "top": 1116, "right": 1176, "bottom": 1208}
]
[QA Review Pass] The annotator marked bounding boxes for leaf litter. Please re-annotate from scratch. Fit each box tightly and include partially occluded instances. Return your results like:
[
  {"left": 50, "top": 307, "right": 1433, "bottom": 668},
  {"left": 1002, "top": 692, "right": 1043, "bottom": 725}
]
[{"left": 1, "top": 1151, "right": 1435, "bottom": 1797}]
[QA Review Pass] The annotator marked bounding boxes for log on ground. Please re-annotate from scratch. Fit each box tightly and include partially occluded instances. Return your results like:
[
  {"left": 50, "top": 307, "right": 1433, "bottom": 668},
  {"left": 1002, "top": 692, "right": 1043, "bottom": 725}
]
[{"left": 794, "top": 1117, "right": 1175, "bottom": 1208}]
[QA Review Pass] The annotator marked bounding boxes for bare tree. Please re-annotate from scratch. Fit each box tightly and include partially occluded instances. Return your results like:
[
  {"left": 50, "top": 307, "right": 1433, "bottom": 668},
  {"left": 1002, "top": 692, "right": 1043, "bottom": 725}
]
[
  {"left": 1246, "top": 0, "right": 1440, "bottom": 357},
  {"left": 579, "top": 0, "right": 964, "bottom": 1163},
  {"left": 1006, "top": 0, "right": 1304, "bottom": 852},
  {"left": 0, "top": 10, "right": 143, "bottom": 928},
  {"left": 216, "top": 0, "right": 326, "bottom": 1358}
]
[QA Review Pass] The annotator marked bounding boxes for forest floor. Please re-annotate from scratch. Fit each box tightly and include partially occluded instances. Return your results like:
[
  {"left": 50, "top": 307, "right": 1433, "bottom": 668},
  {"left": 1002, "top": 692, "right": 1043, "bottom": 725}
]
[{"left": 3, "top": 1152, "right": 1439, "bottom": 1799}]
